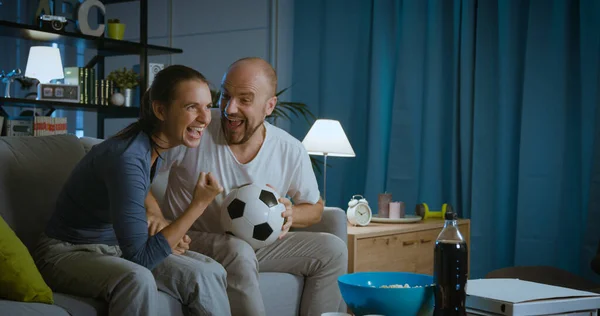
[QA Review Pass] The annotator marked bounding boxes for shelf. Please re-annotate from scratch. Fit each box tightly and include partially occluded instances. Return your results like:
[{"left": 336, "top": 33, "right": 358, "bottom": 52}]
[
  {"left": 0, "top": 20, "right": 182, "bottom": 57},
  {"left": 103, "top": 0, "right": 138, "bottom": 4},
  {"left": 0, "top": 97, "right": 140, "bottom": 118}
]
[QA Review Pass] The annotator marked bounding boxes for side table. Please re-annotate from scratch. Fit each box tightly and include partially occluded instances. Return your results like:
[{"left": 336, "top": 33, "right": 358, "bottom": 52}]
[{"left": 347, "top": 219, "right": 471, "bottom": 275}]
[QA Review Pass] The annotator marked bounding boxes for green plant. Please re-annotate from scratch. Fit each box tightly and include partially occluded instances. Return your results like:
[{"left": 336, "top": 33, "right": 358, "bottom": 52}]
[
  {"left": 211, "top": 87, "right": 328, "bottom": 174},
  {"left": 269, "top": 87, "right": 316, "bottom": 125},
  {"left": 107, "top": 67, "right": 139, "bottom": 90}
]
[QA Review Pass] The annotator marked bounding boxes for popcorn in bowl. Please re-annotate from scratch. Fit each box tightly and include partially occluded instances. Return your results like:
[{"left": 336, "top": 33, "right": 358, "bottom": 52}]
[
  {"left": 338, "top": 272, "right": 435, "bottom": 315},
  {"left": 381, "top": 283, "right": 411, "bottom": 288},
  {"left": 380, "top": 283, "right": 434, "bottom": 288}
]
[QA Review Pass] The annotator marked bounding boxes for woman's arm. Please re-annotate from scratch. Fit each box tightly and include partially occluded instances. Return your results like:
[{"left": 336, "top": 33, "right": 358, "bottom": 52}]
[
  {"left": 106, "top": 157, "right": 171, "bottom": 269},
  {"left": 106, "top": 156, "right": 221, "bottom": 270},
  {"left": 145, "top": 190, "right": 169, "bottom": 234},
  {"left": 159, "top": 172, "right": 221, "bottom": 247}
]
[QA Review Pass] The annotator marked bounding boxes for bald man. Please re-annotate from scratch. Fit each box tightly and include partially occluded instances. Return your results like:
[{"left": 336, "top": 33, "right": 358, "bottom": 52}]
[{"left": 147, "top": 57, "right": 347, "bottom": 316}]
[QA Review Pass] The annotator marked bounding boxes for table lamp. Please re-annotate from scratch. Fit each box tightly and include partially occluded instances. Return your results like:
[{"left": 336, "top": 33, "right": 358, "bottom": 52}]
[
  {"left": 25, "top": 46, "right": 64, "bottom": 84},
  {"left": 302, "top": 119, "right": 355, "bottom": 204}
]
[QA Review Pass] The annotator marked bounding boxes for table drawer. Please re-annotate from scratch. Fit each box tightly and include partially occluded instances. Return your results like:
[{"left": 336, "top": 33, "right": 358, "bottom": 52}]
[
  {"left": 349, "top": 220, "right": 471, "bottom": 275},
  {"left": 355, "top": 231, "right": 433, "bottom": 273},
  {"left": 415, "top": 229, "right": 439, "bottom": 274}
]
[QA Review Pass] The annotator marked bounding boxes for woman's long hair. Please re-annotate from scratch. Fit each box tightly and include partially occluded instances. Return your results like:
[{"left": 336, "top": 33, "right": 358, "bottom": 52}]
[{"left": 112, "top": 65, "right": 209, "bottom": 150}]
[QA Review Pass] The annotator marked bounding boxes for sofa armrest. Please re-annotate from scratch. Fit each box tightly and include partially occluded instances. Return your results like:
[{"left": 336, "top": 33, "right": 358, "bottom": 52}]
[{"left": 292, "top": 207, "right": 347, "bottom": 244}]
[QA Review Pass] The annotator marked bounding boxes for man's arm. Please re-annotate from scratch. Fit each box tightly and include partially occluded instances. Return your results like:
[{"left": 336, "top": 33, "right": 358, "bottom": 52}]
[
  {"left": 145, "top": 190, "right": 165, "bottom": 218},
  {"left": 291, "top": 197, "right": 324, "bottom": 228},
  {"left": 145, "top": 179, "right": 193, "bottom": 255},
  {"left": 145, "top": 190, "right": 171, "bottom": 236}
]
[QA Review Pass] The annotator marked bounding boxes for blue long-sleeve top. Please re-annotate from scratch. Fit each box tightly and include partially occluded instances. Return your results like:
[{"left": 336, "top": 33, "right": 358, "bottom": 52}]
[{"left": 45, "top": 131, "right": 171, "bottom": 270}]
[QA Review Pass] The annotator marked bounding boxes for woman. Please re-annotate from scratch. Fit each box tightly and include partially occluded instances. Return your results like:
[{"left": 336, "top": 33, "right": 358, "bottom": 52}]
[{"left": 33, "top": 65, "right": 231, "bottom": 316}]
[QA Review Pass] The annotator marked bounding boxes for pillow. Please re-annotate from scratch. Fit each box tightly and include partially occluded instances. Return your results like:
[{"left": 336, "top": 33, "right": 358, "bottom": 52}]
[{"left": 0, "top": 216, "right": 53, "bottom": 304}]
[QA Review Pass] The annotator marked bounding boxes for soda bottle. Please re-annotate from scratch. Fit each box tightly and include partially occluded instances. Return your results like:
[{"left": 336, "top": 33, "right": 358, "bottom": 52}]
[{"left": 433, "top": 211, "right": 468, "bottom": 316}]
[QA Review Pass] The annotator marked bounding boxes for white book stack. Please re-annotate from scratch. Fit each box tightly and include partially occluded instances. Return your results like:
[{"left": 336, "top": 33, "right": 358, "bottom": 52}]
[{"left": 34, "top": 116, "right": 68, "bottom": 136}]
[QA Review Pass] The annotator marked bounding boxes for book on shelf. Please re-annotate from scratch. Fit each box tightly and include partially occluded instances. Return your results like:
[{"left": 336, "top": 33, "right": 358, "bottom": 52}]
[
  {"left": 2, "top": 116, "right": 67, "bottom": 136},
  {"left": 64, "top": 67, "right": 114, "bottom": 105},
  {"left": 34, "top": 116, "right": 68, "bottom": 136}
]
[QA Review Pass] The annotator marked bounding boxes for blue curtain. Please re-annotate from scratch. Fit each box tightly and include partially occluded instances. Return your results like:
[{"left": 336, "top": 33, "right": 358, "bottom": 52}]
[{"left": 291, "top": 0, "right": 600, "bottom": 280}]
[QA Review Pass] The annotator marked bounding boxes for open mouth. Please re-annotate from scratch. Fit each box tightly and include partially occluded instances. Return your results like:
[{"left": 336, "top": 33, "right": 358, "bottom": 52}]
[
  {"left": 186, "top": 126, "right": 204, "bottom": 139},
  {"left": 226, "top": 117, "right": 245, "bottom": 129}
]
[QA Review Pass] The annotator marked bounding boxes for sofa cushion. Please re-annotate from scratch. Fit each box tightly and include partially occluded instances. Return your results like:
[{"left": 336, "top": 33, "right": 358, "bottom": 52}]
[
  {"left": 0, "top": 287, "right": 186, "bottom": 316},
  {"left": 259, "top": 272, "right": 303, "bottom": 316},
  {"left": 52, "top": 293, "right": 106, "bottom": 316},
  {"left": 51, "top": 291, "right": 184, "bottom": 316},
  {"left": 0, "top": 299, "right": 69, "bottom": 316},
  {"left": 0, "top": 135, "right": 85, "bottom": 250},
  {"left": 0, "top": 215, "right": 53, "bottom": 304}
]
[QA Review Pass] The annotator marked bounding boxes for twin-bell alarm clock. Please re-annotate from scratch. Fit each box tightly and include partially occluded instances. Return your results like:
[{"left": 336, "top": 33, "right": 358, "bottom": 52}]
[{"left": 347, "top": 195, "right": 372, "bottom": 226}]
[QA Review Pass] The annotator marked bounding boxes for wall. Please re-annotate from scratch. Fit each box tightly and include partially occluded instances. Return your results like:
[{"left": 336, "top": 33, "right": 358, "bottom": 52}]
[
  {"left": 0, "top": 0, "right": 52, "bottom": 117},
  {"left": 1, "top": 0, "right": 294, "bottom": 138},
  {"left": 98, "top": 0, "right": 294, "bottom": 137},
  {"left": 0, "top": 0, "right": 102, "bottom": 131}
]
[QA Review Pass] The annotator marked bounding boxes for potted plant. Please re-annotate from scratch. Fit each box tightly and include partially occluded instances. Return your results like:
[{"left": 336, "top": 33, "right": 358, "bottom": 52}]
[
  {"left": 107, "top": 67, "right": 139, "bottom": 107},
  {"left": 107, "top": 18, "right": 126, "bottom": 40}
]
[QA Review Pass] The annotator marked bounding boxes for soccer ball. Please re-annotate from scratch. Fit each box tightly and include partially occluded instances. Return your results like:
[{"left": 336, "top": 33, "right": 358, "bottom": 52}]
[{"left": 221, "top": 183, "right": 286, "bottom": 250}]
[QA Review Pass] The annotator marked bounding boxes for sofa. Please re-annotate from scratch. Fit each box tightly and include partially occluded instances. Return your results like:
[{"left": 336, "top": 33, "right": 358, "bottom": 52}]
[{"left": 0, "top": 134, "right": 348, "bottom": 316}]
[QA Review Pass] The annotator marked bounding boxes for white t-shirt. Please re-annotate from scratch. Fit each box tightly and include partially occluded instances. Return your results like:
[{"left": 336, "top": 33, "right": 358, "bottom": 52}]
[{"left": 160, "top": 110, "right": 320, "bottom": 233}]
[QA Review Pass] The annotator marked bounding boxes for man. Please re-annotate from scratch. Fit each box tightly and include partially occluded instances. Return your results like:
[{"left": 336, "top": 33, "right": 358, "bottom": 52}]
[{"left": 146, "top": 57, "right": 347, "bottom": 316}]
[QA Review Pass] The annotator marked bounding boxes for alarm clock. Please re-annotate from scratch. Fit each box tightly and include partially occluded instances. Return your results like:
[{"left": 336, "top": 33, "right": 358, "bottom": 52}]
[
  {"left": 37, "top": 83, "right": 80, "bottom": 103},
  {"left": 347, "top": 195, "right": 372, "bottom": 226}
]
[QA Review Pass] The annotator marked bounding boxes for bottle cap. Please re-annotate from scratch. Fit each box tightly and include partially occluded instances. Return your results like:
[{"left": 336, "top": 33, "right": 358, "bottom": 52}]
[{"left": 444, "top": 211, "right": 456, "bottom": 220}]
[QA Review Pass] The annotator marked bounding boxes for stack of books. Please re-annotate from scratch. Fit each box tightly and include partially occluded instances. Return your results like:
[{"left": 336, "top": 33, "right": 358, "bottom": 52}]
[
  {"left": 64, "top": 67, "right": 115, "bottom": 106},
  {"left": 2, "top": 116, "right": 68, "bottom": 136},
  {"left": 33, "top": 116, "right": 68, "bottom": 136}
]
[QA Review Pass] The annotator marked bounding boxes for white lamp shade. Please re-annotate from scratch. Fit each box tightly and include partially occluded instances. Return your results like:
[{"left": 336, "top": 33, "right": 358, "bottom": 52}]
[
  {"left": 25, "top": 46, "right": 64, "bottom": 84},
  {"left": 302, "top": 119, "right": 355, "bottom": 157}
]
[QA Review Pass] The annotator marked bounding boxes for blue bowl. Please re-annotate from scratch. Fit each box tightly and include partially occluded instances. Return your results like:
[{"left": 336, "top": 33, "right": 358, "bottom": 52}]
[{"left": 338, "top": 272, "right": 434, "bottom": 316}]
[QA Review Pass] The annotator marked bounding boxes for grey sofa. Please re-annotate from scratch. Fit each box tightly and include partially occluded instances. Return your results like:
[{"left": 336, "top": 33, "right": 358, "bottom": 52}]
[{"left": 0, "top": 134, "right": 348, "bottom": 316}]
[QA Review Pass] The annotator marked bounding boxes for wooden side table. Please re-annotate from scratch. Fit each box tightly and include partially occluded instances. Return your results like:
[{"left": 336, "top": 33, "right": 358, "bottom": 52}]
[{"left": 347, "top": 219, "right": 471, "bottom": 275}]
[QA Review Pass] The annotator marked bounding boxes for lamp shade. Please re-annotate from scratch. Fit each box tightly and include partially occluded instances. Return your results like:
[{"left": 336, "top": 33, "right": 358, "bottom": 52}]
[
  {"left": 302, "top": 119, "right": 355, "bottom": 157},
  {"left": 25, "top": 46, "right": 64, "bottom": 84}
]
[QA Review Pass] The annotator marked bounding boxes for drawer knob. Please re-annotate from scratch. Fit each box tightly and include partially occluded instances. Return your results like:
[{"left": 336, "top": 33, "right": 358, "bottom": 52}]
[
  {"left": 420, "top": 239, "right": 432, "bottom": 244},
  {"left": 403, "top": 241, "right": 416, "bottom": 246}
]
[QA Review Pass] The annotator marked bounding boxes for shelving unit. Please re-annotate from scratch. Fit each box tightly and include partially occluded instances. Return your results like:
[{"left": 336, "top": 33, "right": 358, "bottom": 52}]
[
  {"left": 0, "top": 98, "right": 139, "bottom": 116},
  {"left": 0, "top": 0, "right": 183, "bottom": 138},
  {"left": 0, "top": 21, "right": 182, "bottom": 57}
]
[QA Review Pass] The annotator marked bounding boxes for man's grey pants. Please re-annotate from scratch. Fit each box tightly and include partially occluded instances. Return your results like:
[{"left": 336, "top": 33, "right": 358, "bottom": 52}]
[
  {"left": 33, "top": 234, "right": 231, "bottom": 316},
  {"left": 188, "top": 231, "right": 348, "bottom": 316}
]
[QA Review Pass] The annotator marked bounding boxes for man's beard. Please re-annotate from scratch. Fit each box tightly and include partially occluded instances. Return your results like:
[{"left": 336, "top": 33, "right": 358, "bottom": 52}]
[{"left": 221, "top": 116, "right": 263, "bottom": 145}]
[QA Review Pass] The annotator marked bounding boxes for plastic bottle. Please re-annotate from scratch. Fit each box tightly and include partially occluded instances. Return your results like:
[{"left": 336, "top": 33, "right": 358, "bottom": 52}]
[{"left": 433, "top": 211, "right": 468, "bottom": 316}]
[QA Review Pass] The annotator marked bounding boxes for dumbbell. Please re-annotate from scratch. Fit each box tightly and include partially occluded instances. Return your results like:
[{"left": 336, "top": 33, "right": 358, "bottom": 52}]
[{"left": 415, "top": 203, "right": 453, "bottom": 220}]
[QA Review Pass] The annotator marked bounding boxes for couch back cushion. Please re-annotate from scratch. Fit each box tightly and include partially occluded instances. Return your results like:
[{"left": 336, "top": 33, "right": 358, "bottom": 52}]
[
  {"left": 66, "top": 136, "right": 170, "bottom": 213},
  {"left": 0, "top": 135, "right": 85, "bottom": 250}
]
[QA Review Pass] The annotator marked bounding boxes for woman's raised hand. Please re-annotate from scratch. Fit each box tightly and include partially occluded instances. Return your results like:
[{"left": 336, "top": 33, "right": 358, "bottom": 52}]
[{"left": 191, "top": 172, "right": 223, "bottom": 209}]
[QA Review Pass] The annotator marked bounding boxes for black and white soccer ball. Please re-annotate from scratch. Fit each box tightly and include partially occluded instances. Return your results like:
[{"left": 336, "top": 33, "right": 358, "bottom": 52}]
[{"left": 221, "top": 183, "right": 285, "bottom": 250}]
